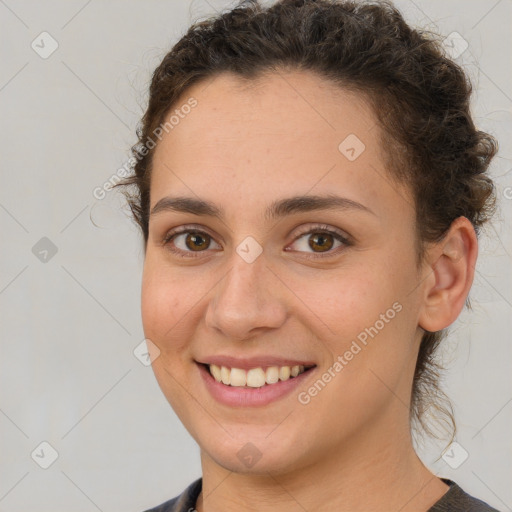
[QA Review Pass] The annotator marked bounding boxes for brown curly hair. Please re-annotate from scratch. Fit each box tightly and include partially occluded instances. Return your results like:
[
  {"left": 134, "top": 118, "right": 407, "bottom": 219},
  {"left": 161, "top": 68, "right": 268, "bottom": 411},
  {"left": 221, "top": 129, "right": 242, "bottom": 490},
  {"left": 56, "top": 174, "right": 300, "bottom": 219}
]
[{"left": 115, "top": 0, "right": 497, "bottom": 440}]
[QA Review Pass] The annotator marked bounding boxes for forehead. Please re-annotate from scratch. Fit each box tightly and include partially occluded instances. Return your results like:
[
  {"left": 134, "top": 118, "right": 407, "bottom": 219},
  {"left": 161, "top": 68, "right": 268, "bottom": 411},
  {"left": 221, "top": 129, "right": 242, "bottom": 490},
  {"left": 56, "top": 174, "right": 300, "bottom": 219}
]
[
  {"left": 149, "top": 70, "right": 408, "bottom": 218},
  {"left": 155, "top": 69, "right": 378, "bottom": 155}
]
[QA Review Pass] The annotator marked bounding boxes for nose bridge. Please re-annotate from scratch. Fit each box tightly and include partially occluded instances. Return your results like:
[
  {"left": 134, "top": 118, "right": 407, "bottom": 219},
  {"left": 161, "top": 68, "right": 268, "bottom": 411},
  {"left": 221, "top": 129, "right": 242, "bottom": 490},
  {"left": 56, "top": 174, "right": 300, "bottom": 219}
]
[
  {"left": 224, "top": 255, "right": 262, "bottom": 305},
  {"left": 205, "top": 249, "right": 286, "bottom": 339}
]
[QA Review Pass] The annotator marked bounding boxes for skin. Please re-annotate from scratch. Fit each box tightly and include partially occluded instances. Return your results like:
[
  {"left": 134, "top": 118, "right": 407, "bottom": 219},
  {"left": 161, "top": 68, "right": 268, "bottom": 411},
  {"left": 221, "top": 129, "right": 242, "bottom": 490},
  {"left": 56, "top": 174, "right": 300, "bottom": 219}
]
[{"left": 141, "top": 70, "right": 477, "bottom": 511}]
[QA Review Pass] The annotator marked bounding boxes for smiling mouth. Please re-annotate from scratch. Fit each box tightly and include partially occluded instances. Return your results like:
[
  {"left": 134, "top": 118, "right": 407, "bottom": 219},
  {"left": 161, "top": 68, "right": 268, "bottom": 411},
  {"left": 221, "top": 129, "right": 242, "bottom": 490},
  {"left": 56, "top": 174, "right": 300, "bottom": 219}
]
[{"left": 202, "top": 363, "right": 316, "bottom": 388}]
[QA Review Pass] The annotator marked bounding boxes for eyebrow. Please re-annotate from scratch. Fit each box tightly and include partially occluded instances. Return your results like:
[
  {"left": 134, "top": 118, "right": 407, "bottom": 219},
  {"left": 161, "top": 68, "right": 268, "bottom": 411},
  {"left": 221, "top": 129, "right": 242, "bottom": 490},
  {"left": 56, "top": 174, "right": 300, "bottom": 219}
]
[{"left": 150, "top": 194, "right": 376, "bottom": 221}]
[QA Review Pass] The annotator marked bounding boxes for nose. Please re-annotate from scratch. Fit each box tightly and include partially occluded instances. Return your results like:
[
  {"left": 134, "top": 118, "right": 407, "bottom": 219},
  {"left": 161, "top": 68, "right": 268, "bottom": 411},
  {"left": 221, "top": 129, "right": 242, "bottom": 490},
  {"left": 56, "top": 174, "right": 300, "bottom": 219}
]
[{"left": 204, "top": 253, "right": 288, "bottom": 341}]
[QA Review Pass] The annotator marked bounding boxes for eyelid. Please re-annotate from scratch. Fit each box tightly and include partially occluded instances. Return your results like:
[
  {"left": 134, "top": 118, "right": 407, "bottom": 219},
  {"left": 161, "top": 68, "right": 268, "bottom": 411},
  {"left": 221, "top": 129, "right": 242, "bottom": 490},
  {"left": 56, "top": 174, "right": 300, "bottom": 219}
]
[
  {"left": 288, "top": 223, "right": 351, "bottom": 244},
  {"left": 162, "top": 223, "right": 225, "bottom": 245}
]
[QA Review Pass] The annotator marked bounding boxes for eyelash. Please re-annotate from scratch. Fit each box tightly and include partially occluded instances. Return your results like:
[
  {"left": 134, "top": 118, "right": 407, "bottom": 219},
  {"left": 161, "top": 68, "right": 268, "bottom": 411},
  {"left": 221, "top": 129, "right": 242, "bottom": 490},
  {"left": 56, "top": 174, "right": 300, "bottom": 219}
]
[{"left": 162, "top": 224, "right": 352, "bottom": 260}]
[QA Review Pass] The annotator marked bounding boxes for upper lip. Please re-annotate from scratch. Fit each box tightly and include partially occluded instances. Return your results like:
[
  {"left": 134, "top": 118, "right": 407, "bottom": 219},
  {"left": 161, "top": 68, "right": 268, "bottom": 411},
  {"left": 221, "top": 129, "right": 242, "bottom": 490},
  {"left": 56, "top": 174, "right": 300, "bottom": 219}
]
[{"left": 196, "top": 355, "right": 317, "bottom": 371}]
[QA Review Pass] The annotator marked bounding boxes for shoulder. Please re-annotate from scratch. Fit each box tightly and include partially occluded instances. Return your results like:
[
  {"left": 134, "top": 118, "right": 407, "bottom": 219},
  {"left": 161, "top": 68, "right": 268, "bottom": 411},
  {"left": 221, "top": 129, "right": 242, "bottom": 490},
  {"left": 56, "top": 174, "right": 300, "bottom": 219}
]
[
  {"left": 141, "top": 478, "right": 202, "bottom": 512},
  {"left": 429, "top": 479, "right": 501, "bottom": 512}
]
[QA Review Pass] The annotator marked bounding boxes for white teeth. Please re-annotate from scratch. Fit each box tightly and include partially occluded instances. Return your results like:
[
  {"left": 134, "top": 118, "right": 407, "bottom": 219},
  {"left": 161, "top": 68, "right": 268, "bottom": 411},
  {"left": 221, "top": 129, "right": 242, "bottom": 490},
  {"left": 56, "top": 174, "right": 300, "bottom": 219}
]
[
  {"left": 210, "top": 364, "right": 222, "bottom": 382},
  {"left": 279, "top": 366, "right": 291, "bottom": 381},
  {"left": 246, "top": 368, "right": 266, "bottom": 387},
  {"left": 230, "top": 368, "right": 247, "bottom": 387},
  {"left": 220, "top": 366, "right": 231, "bottom": 385},
  {"left": 265, "top": 366, "right": 279, "bottom": 384},
  {"left": 208, "top": 363, "right": 311, "bottom": 387}
]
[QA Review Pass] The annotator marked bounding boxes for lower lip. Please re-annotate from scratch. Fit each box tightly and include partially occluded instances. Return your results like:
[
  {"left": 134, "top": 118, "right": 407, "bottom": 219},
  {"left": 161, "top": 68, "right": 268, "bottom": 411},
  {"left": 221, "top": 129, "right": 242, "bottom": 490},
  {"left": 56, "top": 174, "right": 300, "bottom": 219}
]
[{"left": 197, "top": 363, "right": 317, "bottom": 407}]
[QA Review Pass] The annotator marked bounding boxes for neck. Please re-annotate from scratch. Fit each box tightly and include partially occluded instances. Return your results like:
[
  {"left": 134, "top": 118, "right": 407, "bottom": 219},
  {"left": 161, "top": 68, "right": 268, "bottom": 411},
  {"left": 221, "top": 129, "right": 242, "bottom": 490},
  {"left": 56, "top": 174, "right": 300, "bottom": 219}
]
[{"left": 195, "top": 412, "right": 448, "bottom": 512}]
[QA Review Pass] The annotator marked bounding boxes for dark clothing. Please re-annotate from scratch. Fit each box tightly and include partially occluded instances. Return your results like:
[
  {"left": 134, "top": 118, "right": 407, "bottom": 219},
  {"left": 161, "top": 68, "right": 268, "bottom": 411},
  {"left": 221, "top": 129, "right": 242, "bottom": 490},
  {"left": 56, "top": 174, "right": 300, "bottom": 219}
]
[{"left": 142, "top": 477, "right": 500, "bottom": 511}]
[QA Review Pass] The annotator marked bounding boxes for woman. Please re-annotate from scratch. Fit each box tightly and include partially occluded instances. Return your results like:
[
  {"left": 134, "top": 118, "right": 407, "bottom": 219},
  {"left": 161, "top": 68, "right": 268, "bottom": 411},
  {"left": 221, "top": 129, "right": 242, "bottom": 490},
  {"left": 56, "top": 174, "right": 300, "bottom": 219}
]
[{"left": 117, "top": 0, "right": 500, "bottom": 510}]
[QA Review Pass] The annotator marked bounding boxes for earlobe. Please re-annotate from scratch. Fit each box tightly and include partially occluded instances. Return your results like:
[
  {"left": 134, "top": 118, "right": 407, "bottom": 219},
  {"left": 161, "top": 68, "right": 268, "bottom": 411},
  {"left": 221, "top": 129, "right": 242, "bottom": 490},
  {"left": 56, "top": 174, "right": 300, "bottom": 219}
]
[{"left": 418, "top": 217, "right": 478, "bottom": 333}]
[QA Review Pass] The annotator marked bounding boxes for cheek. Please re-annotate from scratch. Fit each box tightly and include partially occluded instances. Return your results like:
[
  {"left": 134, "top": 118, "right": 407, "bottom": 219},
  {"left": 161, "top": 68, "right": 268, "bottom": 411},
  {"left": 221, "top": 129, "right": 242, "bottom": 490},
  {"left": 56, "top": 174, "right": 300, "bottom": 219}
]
[
  {"left": 141, "top": 258, "right": 194, "bottom": 353},
  {"left": 141, "top": 260, "right": 198, "bottom": 414},
  {"left": 316, "top": 265, "right": 417, "bottom": 402},
  {"left": 304, "top": 258, "right": 415, "bottom": 366},
  {"left": 141, "top": 271, "right": 172, "bottom": 336},
  {"left": 304, "top": 269, "right": 387, "bottom": 335}
]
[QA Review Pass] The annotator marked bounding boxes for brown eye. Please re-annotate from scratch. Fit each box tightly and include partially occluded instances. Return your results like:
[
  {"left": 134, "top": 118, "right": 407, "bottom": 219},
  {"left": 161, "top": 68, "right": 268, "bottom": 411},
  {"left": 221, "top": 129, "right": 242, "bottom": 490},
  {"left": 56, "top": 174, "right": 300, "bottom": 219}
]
[
  {"left": 163, "top": 228, "right": 222, "bottom": 257},
  {"left": 308, "top": 233, "right": 334, "bottom": 252},
  {"left": 185, "top": 232, "right": 210, "bottom": 251},
  {"left": 287, "top": 225, "right": 351, "bottom": 258}
]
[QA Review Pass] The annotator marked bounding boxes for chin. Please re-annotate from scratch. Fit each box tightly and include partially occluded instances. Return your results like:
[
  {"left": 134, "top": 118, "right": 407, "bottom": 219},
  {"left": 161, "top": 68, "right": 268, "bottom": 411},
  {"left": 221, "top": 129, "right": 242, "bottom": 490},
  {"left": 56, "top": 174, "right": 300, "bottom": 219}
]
[{"left": 199, "top": 429, "right": 310, "bottom": 476}]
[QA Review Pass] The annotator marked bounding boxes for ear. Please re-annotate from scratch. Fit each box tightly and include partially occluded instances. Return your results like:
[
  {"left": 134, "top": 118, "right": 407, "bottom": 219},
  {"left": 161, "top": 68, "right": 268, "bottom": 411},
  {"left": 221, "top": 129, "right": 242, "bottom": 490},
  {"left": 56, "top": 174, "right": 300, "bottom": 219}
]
[{"left": 418, "top": 216, "right": 478, "bottom": 332}]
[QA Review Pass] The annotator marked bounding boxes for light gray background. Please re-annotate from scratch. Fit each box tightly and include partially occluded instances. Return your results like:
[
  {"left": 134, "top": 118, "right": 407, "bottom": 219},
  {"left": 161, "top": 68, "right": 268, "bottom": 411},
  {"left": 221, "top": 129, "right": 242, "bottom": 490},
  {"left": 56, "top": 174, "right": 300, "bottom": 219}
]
[{"left": 0, "top": 1, "right": 510, "bottom": 511}]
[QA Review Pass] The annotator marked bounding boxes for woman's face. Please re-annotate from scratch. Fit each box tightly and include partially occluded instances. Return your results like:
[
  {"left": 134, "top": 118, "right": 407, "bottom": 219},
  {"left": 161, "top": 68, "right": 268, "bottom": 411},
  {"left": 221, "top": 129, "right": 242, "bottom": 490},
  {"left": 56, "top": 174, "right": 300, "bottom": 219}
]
[{"left": 142, "top": 70, "right": 427, "bottom": 475}]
